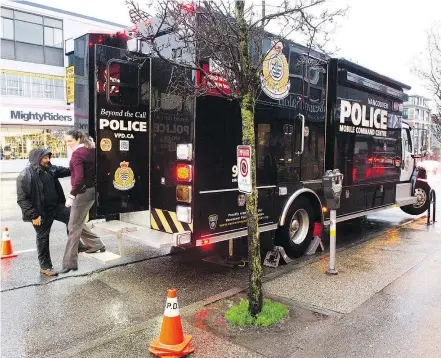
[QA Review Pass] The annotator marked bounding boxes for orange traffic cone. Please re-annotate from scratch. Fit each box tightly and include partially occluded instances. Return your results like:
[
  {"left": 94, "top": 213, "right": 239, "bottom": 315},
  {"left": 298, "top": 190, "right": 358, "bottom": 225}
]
[
  {"left": 1, "top": 228, "right": 17, "bottom": 259},
  {"left": 149, "top": 289, "right": 194, "bottom": 358}
]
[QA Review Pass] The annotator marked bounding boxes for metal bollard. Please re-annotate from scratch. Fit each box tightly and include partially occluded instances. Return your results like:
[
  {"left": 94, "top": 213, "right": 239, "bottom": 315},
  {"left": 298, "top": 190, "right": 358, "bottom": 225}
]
[
  {"left": 427, "top": 190, "right": 437, "bottom": 226},
  {"left": 326, "top": 209, "right": 338, "bottom": 275}
]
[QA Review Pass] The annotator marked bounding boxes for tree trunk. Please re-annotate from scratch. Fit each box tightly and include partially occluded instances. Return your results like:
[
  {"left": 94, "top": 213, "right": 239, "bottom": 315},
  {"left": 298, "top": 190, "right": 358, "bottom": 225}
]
[
  {"left": 241, "top": 95, "right": 262, "bottom": 317},
  {"left": 236, "top": 0, "right": 263, "bottom": 317}
]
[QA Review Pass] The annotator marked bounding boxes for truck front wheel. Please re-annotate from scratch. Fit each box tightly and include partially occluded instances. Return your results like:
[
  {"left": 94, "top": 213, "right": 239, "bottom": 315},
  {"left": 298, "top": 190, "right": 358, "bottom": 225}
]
[
  {"left": 400, "top": 181, "right": 431, "bottom": 216},
  {"left": 276, "top": 197, "right": 315, "bottom": 258}
]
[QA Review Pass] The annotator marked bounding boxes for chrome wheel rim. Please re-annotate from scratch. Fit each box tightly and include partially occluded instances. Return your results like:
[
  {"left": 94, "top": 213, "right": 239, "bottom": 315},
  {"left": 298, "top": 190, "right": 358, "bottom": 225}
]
[
  {"left": 289, "top": 209, "right": 309, "bottom": 245},
  {"left": 413, "top": 188, "right": 427, "bottom": 208}
]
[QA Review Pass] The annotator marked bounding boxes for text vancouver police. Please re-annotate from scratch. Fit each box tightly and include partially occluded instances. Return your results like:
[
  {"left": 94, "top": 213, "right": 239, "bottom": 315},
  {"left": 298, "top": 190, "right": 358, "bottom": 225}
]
[{"left": 339, "top": 98, "right": 390, "bottom": 137}]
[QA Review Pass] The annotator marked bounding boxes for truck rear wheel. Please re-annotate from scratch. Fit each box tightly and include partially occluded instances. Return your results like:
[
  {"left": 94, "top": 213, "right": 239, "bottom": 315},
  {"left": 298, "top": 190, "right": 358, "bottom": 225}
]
[
  {"left": 400, "top": 181, "right": 431, "bottom": 216},
  {"left": 276, "top": 197, "right": 315, "bottom": 258}
]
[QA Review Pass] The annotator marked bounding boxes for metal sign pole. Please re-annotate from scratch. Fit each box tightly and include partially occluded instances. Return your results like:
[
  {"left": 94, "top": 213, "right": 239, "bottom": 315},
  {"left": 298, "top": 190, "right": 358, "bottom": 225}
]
[{"left": 326, "top": 209, "right": 338, "bottom": 275}]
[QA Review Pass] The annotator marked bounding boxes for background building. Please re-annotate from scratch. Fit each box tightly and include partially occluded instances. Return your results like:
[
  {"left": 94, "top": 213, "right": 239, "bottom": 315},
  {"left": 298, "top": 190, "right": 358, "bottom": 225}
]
[
  {"left": 0, "top": 0, "right": 127, "bottom": 172},
  {"left": 403, "top": 95, "right": 433, "bottom": 153}
]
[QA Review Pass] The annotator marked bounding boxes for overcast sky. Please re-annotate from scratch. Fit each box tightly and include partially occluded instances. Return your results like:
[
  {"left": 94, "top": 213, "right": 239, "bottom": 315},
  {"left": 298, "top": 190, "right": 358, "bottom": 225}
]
[{"left": 28, "top": 0, "right": 441, "bottom": 106}]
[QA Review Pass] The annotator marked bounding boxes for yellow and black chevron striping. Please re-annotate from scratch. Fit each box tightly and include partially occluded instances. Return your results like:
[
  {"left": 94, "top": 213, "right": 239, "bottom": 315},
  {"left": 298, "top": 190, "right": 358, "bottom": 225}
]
[{"left": 150, "top": 208, "right": 193, "bottom": 233}]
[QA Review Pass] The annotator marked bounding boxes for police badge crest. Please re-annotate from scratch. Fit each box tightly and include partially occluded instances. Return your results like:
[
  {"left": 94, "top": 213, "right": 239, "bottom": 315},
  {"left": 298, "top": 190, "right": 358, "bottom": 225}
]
[
  {"left": 100, "top": 138, "right": 112, "bottom": 152},
  {"left": 113, "top": 161, "right": 135, "bottom": 190},
  {"left": 208, "top": 214, "right": 218, "bottom": 230},
  {"left": 260, "top": 40, "right": 290, "bottom": 100}
]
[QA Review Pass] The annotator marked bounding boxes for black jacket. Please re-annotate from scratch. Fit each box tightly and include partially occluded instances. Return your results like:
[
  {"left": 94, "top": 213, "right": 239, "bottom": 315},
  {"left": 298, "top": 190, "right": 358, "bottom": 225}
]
[{"left": 17, "top": 148, "right": 70, "bottom": 221}]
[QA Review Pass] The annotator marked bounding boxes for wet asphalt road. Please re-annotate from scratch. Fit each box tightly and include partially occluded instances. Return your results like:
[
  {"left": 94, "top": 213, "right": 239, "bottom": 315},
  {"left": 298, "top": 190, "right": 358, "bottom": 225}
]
[{"left": 1, "top": 176, "right": 440, "bottom": 357}]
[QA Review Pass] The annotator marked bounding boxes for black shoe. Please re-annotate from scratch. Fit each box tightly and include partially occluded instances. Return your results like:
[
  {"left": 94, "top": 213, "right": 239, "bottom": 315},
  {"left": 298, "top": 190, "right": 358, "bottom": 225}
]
[
  {"left": 78, "top": 246, "right": 88, "bottom": 253},
  {"left": 40, "top": 268, "right": 58, "bottom": 276},
  {"left": 59, "top": 267, "right": 78, "bottom": 274},
  {"left": 85, "top": 246, "right": 106, "bottom": 254}
]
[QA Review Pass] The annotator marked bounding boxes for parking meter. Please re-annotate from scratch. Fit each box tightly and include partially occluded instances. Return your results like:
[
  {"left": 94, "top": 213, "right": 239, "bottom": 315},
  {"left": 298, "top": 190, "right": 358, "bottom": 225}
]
[
  {"left": 322, "top": 169, "right": 344, "bottom": 210},
  {"left": 322, "top": 169, "right": 343, "bottom": 275}
]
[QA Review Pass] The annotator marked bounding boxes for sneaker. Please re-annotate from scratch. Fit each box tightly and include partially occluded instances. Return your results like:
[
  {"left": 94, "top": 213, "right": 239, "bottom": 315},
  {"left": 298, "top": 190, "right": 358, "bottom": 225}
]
[{"left": 40, "top": 268, "right": 58, "bottom": 276}]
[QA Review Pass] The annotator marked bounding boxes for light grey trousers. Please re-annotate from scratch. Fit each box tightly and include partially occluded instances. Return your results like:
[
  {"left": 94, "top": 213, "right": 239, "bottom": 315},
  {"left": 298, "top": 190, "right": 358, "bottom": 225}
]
[{"left": 63, "top": 187, "right": 104, "bottom": 268}]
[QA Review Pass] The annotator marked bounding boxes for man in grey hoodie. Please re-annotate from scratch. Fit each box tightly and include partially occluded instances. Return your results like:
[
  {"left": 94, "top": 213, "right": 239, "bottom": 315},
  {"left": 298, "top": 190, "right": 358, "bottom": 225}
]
[{"left": 16, "top": 148, "right": 91, "bottom": 276}]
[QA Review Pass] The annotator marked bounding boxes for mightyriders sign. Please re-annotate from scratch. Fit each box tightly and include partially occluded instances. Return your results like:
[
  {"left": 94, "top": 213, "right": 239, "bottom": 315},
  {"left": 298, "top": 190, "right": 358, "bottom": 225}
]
[{"left": 1, "top": 107, "right": 73, "bottom": 126}]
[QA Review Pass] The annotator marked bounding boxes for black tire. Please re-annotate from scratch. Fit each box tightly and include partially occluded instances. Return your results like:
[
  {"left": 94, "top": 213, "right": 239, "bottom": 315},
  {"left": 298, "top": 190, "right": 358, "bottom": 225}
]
[
  {"left": 276, "top": 197, "right": 316, "bottom": 258},
  {"left": 400, "top": 181, "right": 431, "bottom": 216}
]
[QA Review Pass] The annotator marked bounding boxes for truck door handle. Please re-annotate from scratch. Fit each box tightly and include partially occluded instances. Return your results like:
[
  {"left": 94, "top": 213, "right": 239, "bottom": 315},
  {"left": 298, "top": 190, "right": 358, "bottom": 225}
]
[{"left": 295, "top": 114, "right": 305, "bottom": 155}]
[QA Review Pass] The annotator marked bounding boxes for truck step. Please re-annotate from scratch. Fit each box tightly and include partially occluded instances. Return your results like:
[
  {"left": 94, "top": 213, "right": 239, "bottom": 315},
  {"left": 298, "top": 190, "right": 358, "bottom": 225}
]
[
  {"left": 81, "top": 250, "right": 122, "bottom": 264},
  {"left": 396, "top": 196, "right": 418, "bottom": 207},
  {"left": 122, "top": 227, "right": 176, "bottom": 249},
  {"left": 91, "top": 220, "right": 178, "bottom": 249},
  {"left": 91, "top": 220, "right": 140, "bottom": 235}
]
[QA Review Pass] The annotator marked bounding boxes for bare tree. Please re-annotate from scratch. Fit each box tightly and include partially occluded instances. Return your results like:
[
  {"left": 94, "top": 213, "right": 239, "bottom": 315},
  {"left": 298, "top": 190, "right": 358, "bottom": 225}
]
[
  {"left": 126, "top": 0, "right": 346, "bottom": 316},
  {"left": 415, "top": 26, "right": 441, "bottom": 146}
]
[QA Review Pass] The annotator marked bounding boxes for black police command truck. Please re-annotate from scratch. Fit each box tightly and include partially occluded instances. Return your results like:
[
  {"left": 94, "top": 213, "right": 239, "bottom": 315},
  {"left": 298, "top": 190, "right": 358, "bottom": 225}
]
[{"left": 68, "top": 30, "right": 431, "bottom": 259}]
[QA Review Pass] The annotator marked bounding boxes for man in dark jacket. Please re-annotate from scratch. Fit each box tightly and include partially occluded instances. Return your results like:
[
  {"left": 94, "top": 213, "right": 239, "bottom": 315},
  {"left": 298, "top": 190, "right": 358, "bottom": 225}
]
[{"left": 17, "top": 148, "right": 88, "bottom": 276}]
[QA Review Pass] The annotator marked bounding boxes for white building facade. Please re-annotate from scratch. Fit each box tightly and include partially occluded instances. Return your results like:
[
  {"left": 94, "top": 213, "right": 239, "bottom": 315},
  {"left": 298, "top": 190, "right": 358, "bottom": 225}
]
[
  {"left": 0, "top": 0, "right": 127, "bottom": 172},
  {"left": 403, "top": 95, "right": 433, "bottom": 153}
]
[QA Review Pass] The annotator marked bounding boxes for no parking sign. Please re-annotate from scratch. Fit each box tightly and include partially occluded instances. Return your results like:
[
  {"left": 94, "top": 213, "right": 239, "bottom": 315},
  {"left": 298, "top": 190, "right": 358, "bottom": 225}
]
[{"left": 237, "top": 145, "right": 252, "bottom": 194}]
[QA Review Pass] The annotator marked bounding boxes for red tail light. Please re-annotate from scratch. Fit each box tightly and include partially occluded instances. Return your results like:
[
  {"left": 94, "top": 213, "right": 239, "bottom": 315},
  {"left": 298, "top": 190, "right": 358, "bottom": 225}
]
[
  {"left": 88, "top": 41, "right": 94, "bottom": 47},
  {"left": 313, "top": 222, "right": 322, "bottom": 237},
  {"left": 176, "top": 164, "right": 192, "bottom": 182}
]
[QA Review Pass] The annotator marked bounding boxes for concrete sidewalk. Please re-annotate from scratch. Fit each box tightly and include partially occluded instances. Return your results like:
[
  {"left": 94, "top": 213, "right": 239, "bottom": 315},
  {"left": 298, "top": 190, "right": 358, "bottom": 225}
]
[{"left": 50, "top": 211, "right": 441, "bottom": 358}]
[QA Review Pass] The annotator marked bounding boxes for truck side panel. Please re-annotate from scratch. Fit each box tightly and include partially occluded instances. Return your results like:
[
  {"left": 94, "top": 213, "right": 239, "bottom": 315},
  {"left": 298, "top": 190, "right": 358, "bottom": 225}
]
[{"left": 329, "top": 66, "right": 404, "bottom": 217}]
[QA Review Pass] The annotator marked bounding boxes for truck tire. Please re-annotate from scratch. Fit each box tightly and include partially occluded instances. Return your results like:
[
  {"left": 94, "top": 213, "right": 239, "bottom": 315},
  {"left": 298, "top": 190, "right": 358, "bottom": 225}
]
[
  {"left": 400, "top": 181, "right": 431, "bottom": 216},
  {"left": 276, "top": 197, "right": 315, "bottom": 258}
]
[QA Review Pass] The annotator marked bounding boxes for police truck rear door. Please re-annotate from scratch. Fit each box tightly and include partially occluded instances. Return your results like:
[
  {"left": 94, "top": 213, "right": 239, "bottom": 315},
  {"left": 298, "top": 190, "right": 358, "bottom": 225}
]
[{"left": 94, "top": 44, "right": 150, "bottom": 215}]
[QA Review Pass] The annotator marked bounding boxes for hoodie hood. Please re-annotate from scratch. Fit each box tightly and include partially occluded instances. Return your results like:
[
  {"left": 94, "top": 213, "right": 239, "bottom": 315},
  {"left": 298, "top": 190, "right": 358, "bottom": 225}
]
[{"left": 29, "top": 148, "right": 52, "bottom": 168}]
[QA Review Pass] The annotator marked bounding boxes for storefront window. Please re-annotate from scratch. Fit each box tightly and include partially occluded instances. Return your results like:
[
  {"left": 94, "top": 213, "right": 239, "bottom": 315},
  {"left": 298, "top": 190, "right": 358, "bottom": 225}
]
[
  {"left": 0, "top": 71, "right": 64, "bottom": 100},
  {"left": 0, "top": 128, "right": 67, "bottom": 160}
]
